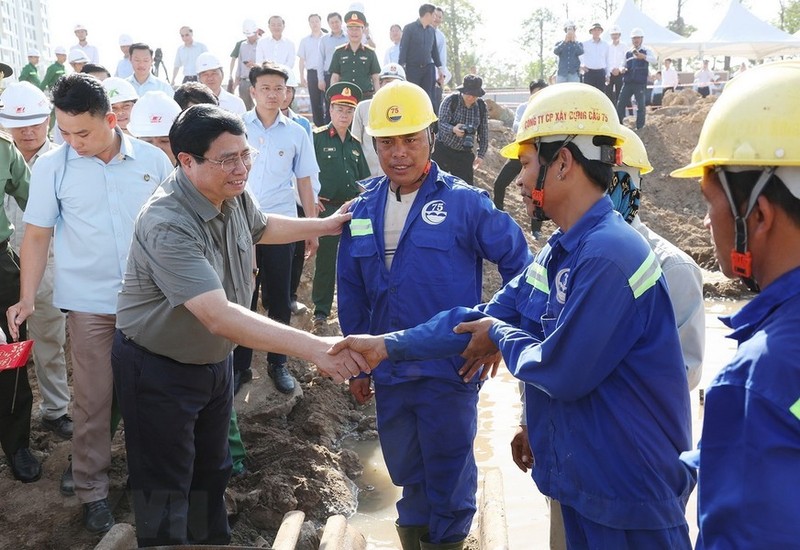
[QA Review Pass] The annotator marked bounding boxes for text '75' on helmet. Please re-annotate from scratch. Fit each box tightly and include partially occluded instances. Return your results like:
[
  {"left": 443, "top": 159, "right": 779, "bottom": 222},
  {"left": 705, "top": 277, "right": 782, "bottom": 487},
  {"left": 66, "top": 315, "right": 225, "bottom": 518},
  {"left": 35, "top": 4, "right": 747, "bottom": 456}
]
[
  {"left": 501, "top": 82, "right": 626, "bottom": 160},
  {"left": 618, "top": 126, "right": 653, "bottom": 174},
  {"left": 366, "top": 80, "right": 438, "bottom": 138},
  {"left": 671, "top": 60, "right": 800, "bottom": 179}
]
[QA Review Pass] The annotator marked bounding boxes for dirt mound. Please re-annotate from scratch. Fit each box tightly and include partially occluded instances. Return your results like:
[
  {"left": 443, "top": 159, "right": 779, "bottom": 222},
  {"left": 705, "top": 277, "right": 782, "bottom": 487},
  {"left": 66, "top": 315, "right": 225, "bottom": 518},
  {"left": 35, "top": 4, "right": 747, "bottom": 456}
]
[{"left": 0, "top": 97, "right": 751, "bottom": 550}]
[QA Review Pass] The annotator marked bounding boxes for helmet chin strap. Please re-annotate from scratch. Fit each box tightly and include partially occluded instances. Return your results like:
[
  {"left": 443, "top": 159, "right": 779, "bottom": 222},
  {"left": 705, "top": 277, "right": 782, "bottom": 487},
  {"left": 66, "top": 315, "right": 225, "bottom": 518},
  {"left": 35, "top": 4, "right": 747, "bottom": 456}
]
[
  {"left": 531, "top": 136, "right": 575, "bottom": 221},
  {"left": 716, "top": 167, "right": 775, "bottom": 293}
]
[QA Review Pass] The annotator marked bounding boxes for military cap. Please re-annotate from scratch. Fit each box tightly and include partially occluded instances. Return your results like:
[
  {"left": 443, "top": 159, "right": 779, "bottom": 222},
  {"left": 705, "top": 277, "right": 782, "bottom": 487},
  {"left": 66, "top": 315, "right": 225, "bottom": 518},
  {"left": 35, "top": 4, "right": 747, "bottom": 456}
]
[
  {"left": 344, "top": 10, "right": 367, "bottom": 27},
  {"left": 326, "top": 81, "right": 362, "bottom": 106}
]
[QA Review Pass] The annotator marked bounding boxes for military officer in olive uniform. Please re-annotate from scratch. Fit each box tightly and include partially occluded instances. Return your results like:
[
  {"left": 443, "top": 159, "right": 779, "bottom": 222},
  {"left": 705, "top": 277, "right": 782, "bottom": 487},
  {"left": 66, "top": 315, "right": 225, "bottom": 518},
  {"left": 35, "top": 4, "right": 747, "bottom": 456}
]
[
  {"left": 311, "top": 82, "right": 370, "bottom": 330},
  {"left": 329, "top": 11, "right": 380, "bottom": 100}
]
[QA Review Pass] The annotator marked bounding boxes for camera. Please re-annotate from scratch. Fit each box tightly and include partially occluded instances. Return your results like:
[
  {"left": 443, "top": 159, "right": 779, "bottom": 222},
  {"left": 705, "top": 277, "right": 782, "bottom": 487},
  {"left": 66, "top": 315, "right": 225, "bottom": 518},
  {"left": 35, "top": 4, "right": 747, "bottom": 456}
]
[{"left": 462, "top": 124, "right": 476, "bottom": 150}]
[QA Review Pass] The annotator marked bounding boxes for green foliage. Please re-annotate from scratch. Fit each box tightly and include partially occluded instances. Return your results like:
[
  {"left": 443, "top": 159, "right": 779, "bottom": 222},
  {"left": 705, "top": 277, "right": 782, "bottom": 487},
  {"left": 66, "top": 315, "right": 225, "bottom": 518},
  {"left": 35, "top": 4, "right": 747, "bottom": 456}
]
[
  {"left": 775, "top": 0, "right": 800, "bottom": 33},
  {"left": 440, "top": 0, "right": 479, "bottom": 84},
  {"left": 667, "top": 17, "right": 697, "bottom": 37},
  {"left": 520, "top": 8, "right": 559, "bottom": 80}
]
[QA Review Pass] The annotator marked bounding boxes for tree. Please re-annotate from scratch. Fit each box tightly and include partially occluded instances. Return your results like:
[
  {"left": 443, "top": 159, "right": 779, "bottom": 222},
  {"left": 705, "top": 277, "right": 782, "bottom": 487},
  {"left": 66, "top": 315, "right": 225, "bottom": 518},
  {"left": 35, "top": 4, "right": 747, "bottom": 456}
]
[
  {"left": 776, "top": 0, "right": 800, "bottom": 33},
  {"left": 601, "top": 0, "right": 619, "bottom": 18},
  {"left": 521, "top": 8, "right": 558, "bottom": 80},
  {"left": 667, "top": 0, "right": 693, "bottom": 36},
  {"left": 440, "top": 0, "right": 479, "bottom": 85}
]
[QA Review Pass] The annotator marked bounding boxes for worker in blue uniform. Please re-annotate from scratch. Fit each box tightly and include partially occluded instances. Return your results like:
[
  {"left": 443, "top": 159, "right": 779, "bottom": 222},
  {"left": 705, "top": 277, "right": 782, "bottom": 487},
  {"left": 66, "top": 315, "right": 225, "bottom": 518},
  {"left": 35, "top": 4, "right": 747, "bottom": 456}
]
[
  {"left": 671, "top": 60, "right": 800, "bottom": 549},
  {"left": 333, "top": 83, "right": 696, "bottom": 549},
  {"left": 336, "top": 80, "right": 531, "bottom": 550}
]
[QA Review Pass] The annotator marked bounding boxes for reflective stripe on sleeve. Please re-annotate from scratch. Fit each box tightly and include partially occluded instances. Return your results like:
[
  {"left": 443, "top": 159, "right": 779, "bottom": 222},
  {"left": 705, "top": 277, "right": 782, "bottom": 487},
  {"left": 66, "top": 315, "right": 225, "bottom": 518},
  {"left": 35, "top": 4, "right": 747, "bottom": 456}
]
[
  {"left": 628, "top": 250, "right": 662, "bottom": 299},
  {"left": 525, "top": 262, "right": 550, "bottom": 294}
]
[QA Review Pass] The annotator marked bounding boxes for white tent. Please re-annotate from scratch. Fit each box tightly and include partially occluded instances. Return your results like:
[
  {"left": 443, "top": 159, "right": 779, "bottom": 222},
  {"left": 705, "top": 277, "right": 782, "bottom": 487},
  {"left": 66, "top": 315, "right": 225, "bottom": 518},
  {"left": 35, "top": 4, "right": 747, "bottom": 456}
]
[
  {"left": 603, "top": 0, "right": 693, "bottom": 59},
  {"left": 687, "top": 0, "right": 800, "bottom": 59}
]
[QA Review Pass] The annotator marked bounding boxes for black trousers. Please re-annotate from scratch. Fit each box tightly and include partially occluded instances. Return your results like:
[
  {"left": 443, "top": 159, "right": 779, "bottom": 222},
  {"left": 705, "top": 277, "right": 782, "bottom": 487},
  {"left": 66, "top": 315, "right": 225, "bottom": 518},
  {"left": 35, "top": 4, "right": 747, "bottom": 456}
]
[
  {"left": 112, "top": 331, "right": 232, "bottom": 547},
  {"left": 432, "top": 141, "right": 475, "bottom": 184},
  {"left": 607, "top": 73, "right": 623, "bottom": 105},
  {"left": 0, "top": 245, "right": 31, "bottom": 461},
  {"left": 307, "top": 70, "right": 325, "bottom": 127},
  {"left": 583, "top": 69, "right": 606, "bottom": 92},
  {"left": 406, "top": 63, "right": 437, "bottom": 110},
  {"left": 290, "top": 205, "right": 306, "bottom": 302},
  {"left": 322, "top": 72, "right": 333, "bottom": 124}
]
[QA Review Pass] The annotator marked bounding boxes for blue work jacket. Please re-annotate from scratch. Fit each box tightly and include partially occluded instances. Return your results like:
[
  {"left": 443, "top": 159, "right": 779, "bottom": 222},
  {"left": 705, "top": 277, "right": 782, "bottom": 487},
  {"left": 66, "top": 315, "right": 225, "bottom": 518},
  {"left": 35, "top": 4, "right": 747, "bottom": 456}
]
[
  {"left": 386, "top": 197, "right": 695, "bottom": 530},
  {"left": 337, "top": 161, "right": 531, "bottom": 385}
]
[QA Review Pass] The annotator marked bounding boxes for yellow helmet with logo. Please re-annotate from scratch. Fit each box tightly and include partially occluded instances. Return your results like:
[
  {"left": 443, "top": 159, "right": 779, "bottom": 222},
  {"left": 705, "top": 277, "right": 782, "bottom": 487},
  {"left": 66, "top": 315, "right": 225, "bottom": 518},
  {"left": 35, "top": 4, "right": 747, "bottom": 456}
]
[
  {"left": 671, "top": 60, "right": 800, "bottom": 178},
  {"left": 366, "top": 80, "right": 438, "bottom": 137},
  {"left": 618, "top": 126, "right": 653, "bottom": 174},
  {"left": 501, "top": 82, "right": 626, "bottom": 160}
]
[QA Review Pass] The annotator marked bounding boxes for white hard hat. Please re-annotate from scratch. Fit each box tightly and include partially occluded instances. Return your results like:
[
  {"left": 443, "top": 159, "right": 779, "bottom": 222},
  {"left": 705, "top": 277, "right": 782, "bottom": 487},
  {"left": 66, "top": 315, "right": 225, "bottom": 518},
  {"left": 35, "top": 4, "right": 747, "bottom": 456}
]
[
  {"left": 74, "top": 23, "right": 87, "bottom": 32},
  {"left": 564, "top": 20, "right": 576, "bottom": 31},
  {"left": 54, "top": 46, "right": 67, "bottom": 55},
  {"left": 196, "top": 52, "right": 223, "bottom": 74},
  {"left": 0, "top": 82, "right": 51, "bottom": 128},
  {"left": 379, "top": 63, "right": 406, "bottom": 81},
  {"left": 630, "top": 27, "right": 644, "bottom": 38},
  {"left": 242, "top": 19, "right": 260, "bottom": 36},
  {"left": 127, "top": 91, "right": 181, "bottom": 138},
  {"left": 119, "top": 34, "right": 133, "bottom": 46},
  {"left": 103, "top": 77, "right": 139, "bottom": 104},
  {"left": 27, "top": 48, "right": 41, "bottom": 57},
  {"left": 68, "top": 48, "right": 90, "bottom": 64},
  {"left": 609, "top": 25, "right": 622, "bottom": 35}
]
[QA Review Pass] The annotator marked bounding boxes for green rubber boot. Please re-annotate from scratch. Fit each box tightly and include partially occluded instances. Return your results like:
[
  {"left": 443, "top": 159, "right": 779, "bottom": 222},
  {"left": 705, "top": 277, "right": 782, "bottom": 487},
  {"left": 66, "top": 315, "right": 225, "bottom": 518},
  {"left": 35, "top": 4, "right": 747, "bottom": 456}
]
[
  {"left": 395, "top": 521, "right": 429, "bottom": 550},
  {"left": 419, "top": 535, "right": 465, "bottom": 550}
]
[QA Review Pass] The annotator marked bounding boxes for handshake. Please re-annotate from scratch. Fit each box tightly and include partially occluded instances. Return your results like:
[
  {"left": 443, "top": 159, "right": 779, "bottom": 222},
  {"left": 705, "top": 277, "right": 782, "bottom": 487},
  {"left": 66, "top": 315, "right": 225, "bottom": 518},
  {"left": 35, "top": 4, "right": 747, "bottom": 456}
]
[
  {"left": 313, "top": 335, "right": 389, "bottom": 383},
  {"left": 313, "top": 317, "right": 503, "bottom": 389}
]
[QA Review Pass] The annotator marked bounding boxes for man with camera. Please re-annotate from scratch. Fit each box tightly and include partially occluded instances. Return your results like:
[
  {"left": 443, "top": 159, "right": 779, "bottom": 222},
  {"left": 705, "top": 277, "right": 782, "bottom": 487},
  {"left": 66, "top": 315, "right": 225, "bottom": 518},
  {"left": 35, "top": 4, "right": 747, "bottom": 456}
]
[
  {"left": 554, "top": 21, "right": 583, "bottom": 83},
  {"left": 431, "top": 74, "right": 488, "bottom": 185}
]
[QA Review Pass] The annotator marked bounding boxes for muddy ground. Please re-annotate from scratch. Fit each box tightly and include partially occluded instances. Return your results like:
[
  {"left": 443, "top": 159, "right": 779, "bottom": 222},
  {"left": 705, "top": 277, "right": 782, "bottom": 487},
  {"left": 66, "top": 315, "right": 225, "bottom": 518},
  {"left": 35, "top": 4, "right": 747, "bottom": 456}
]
[{"left": 0, "top": 89, "right": 750, "bottom": 549}]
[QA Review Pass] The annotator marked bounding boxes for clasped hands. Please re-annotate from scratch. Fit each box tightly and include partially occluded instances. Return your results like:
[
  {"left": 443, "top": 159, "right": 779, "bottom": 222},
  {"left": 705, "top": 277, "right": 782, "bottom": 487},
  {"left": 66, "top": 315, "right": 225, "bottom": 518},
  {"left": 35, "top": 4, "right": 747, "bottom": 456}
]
[{"left": 323, "top": 316, "right": 503, "bottom": 388}]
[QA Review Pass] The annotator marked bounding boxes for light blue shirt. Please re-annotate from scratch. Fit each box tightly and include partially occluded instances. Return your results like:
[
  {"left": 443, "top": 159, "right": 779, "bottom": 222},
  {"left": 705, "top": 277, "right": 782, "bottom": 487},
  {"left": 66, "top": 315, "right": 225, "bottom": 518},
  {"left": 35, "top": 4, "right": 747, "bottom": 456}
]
[
  {"left": 243, "top": 110, "right": 319, "bottom": 217},
  {"left": 115, "top": 58, "right": 133, "bottom": 79},
  {"left": 126, "top": 73, "right": 174, "bottom": 97},
  {"left": 174, "top": 42, "right": 208, "bottom": 76},
  {"left": 23, "top": 129, "right": 173, "bottom": 314}
]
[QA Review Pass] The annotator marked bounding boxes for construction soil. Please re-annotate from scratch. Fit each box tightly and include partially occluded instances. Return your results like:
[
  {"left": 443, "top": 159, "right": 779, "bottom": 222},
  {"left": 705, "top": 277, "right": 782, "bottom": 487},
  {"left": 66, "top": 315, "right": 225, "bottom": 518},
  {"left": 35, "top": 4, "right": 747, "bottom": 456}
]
[{"left": 0, "top": 88, "right": 751, "bottom": 549}]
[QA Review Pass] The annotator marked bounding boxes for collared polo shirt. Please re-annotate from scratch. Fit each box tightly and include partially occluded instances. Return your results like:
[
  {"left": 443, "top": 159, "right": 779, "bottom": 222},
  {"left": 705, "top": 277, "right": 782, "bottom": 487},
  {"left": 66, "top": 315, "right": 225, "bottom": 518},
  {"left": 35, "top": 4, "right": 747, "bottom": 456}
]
[
  {"left": 24, "top": 128, "right": 172, "bottom": 314},
  {"left": 116, "top": 168, "right": 268, "bottom": 364},
  {"left": 5, "top": 140, "right": 53, "bottom": 250},
  {"left": 243, "top": 110, "right": 319, "bottom": 217}
]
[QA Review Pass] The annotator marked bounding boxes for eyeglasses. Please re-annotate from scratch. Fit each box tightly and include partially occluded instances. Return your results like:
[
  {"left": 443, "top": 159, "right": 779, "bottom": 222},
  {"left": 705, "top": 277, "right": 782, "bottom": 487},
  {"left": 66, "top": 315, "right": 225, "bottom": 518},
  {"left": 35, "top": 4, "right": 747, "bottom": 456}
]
[
  {"left": 331, "top": 104, "right": 355, "bottom": 115},
  {"left": 192, "top": 148, "right": 258, "bottom": 173}
]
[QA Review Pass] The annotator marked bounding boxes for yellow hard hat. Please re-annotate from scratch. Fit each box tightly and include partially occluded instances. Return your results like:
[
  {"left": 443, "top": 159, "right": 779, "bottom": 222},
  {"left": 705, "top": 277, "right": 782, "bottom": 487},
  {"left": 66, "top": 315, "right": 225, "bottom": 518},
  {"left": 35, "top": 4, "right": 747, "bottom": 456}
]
[
  {"left": 501, "top": 82, "right": 626, "bottom": 159},
  {"left": 671, "top": 60, "right": 800, "bottom": 178},
  {"left": 618, "top": 126, "right": 653, "bottom": 174},
  {"left": 366, "top": 80, "right": 438, "bottom": 137}
]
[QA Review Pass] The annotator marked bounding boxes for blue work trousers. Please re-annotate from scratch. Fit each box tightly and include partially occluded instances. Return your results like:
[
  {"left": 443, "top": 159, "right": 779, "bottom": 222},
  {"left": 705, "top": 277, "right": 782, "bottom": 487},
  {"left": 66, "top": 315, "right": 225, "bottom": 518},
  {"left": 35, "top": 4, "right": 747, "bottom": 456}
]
[
  {"left": 616, "top": 82, "right": 647, "bottom": 130},
  {"left": 375, "top": 378, "right": 479, "bottom": 543}
]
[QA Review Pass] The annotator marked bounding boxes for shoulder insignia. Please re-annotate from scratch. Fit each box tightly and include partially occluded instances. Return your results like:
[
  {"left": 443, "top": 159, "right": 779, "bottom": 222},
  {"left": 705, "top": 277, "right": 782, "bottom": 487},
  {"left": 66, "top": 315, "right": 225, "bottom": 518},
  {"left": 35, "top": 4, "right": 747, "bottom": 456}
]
[
  {"left": 313, "top": 125, "right": 329, "bottom": 134},
  {"left": 335, "top": 43, "right": 349, "bottom": 50},
  {"left": 365, "top": 44, "right": 375, "bottom": 51}
]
